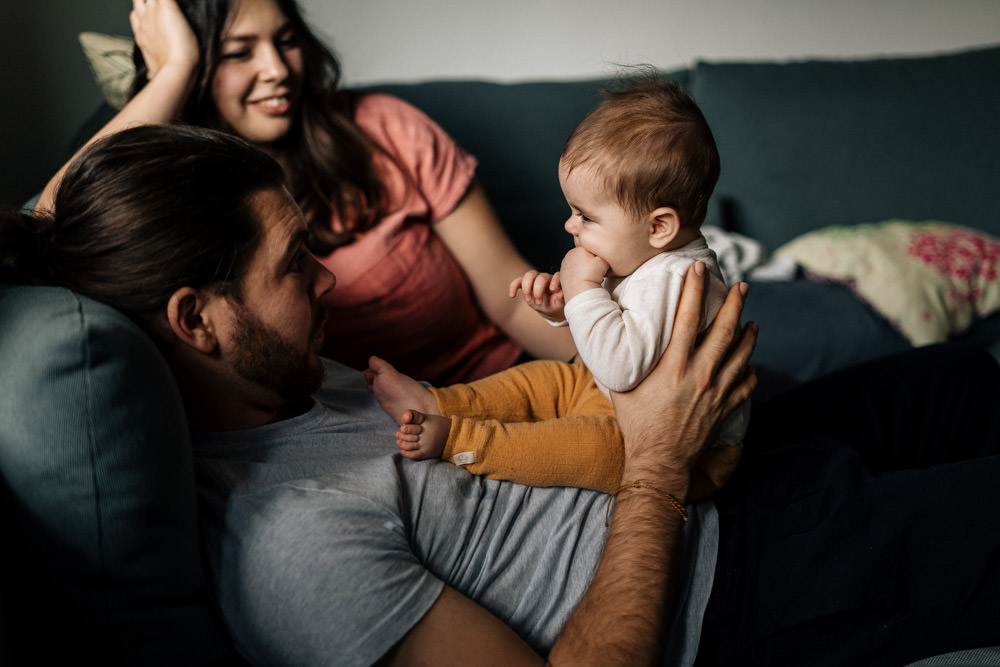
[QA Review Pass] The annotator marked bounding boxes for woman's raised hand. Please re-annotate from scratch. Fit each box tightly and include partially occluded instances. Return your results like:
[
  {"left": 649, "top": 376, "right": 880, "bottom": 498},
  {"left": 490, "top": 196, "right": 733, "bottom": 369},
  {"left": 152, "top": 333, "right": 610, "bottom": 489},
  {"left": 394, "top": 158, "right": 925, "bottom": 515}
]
[{"left": 129, "top": 0, "right": 200, "bottom": 81}]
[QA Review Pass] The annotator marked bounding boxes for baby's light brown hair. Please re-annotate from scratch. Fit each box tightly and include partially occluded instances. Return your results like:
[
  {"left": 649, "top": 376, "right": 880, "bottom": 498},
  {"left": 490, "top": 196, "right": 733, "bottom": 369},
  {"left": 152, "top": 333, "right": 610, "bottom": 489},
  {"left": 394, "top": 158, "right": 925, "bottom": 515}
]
[{"left": 560, "top": 73, "right": 720, "bottom": 228}]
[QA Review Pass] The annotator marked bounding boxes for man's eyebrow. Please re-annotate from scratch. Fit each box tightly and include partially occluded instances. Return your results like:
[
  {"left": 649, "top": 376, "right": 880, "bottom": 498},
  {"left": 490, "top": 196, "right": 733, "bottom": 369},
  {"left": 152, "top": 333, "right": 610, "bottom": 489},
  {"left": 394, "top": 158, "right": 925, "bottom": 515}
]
[{"left": 283, "top": 229, "right": 309, "bottom": 259}]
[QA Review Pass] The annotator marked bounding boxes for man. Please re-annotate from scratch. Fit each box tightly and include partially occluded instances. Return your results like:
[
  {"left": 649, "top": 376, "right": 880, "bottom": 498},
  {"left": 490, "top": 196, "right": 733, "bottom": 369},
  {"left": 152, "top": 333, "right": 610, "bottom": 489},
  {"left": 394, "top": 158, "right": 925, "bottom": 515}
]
[{"left": 24, "top": 125, "right": 1000, "bottom": 666}]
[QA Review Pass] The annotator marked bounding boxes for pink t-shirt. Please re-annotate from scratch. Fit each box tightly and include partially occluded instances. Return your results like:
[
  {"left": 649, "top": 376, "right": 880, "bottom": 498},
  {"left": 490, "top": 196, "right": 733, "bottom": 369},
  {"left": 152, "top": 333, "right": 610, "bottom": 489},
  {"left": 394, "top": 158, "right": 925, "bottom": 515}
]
[{"left": 317, "top": 93, "right": 523, "bottom": 384}]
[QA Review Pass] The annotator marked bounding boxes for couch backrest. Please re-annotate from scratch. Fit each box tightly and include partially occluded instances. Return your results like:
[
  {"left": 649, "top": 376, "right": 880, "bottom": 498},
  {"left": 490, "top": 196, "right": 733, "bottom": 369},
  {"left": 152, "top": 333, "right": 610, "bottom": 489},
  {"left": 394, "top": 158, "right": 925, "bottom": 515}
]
[
  {"left": 372, "top": 77, "right": 621, "bottom": 272},
  {"left": 375, "top": 46, "right": 1000, "bottom": 257},
  {"left": 0, "top": 284, "right": 241, "bottom": 665},
  {"left": 690, "top": 44, "right": 1000, "bottom": 251}
]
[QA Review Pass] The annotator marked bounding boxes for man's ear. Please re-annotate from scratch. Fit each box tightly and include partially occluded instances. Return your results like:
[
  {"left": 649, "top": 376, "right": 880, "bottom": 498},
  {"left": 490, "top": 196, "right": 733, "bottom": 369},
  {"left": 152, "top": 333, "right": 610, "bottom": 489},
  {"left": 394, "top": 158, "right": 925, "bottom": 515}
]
[
  {"left": 648, "top": 206, "right": 681, "bottom": 249},
  {"left": 166, "top": 287, "right": 222, "bottom": 353}
]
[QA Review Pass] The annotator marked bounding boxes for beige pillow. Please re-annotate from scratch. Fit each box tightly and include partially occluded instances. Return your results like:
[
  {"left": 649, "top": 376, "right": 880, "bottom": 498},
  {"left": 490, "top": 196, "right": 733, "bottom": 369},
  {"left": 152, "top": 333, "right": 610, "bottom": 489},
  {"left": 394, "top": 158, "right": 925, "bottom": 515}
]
[
  {"left": 78, "top": 32, "right": 135, "bottom": 109},
  {"left": 775, "top": 221, "right": 1000, "bottom": 346}
]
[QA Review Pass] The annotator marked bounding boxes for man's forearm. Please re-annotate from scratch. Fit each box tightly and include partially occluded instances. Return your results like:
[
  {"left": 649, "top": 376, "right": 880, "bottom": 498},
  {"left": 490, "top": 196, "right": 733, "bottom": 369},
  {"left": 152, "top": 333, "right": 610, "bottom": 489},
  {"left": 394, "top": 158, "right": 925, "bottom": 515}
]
[{"left": 547, "top": 473, "right": 691, "bottom": 666}]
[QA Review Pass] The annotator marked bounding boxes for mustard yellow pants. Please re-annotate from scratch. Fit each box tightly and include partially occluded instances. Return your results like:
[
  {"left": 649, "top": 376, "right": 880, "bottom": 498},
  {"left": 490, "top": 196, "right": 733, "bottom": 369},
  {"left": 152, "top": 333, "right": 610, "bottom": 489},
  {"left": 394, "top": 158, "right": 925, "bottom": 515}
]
[{"left": 430, "top": 359, "right": 741, "bottom": 500}]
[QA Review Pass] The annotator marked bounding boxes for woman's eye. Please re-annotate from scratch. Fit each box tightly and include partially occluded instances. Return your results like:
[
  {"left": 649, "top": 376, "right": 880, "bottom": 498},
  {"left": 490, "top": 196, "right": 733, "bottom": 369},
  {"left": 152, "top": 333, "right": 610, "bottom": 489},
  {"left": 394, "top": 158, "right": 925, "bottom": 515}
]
[
  {"left": 220, "top": 49, "right": 250, "bottom": 60},
  {"left": 277, "top": 33, "right": 300, "bottom": 49},
  {"left": 289, "top": 250, "right": 306, "bottom": 273}
]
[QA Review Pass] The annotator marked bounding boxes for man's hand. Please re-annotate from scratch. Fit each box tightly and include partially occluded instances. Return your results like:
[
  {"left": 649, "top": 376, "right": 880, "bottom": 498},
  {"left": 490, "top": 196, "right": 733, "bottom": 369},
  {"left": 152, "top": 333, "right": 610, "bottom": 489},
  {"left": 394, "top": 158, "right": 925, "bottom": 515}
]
[
  {"left": 508, "top": 270, "right": 567, "bottom": 323},
  {"left": 611, "top": 262, "right": 757, "bottom": 492},
  {"left": 559, "top": 247, "right": 609, "bottom": 301}
]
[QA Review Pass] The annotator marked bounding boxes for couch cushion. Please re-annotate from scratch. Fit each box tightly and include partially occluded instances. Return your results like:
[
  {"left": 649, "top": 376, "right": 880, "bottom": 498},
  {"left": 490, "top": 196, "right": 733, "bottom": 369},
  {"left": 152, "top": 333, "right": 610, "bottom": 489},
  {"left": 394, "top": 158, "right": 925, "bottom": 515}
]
[
  {"left": 0, "top": 285, "right": 240, "bottom": 665},
  {"left": 742, "top": 278, "right": 911, "bottom": 387},
  {"left": 692, "top": 45, "right": 1000, "bottom": 251},
  {"left": 775, "top": 221, "right": 1000, "bottom": 346}
]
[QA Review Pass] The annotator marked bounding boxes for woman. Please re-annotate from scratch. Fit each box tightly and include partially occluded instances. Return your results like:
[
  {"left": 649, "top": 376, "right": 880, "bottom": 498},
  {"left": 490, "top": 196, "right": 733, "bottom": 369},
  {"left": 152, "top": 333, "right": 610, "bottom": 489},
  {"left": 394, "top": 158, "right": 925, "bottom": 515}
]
[{"left": 38, "top": 0, "right": 575, "bottom": 385}]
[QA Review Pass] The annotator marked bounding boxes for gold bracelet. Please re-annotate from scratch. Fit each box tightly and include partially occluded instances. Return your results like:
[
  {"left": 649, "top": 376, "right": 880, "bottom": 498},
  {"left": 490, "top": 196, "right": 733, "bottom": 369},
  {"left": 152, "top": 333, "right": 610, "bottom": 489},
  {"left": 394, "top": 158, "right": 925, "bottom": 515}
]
[{"left": 605, "top": 481, "right": 689, "bottom": 526}]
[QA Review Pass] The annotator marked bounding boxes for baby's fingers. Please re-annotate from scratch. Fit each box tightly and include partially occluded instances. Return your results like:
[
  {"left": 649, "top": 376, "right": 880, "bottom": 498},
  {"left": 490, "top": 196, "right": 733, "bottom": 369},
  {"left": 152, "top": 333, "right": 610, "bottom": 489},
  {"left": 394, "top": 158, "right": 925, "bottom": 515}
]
[
  {"left": 530, "top": 273, "right": 554, "bottom": 302},
  {"left": 510, "top": 271, "right": 540, "bottom": 300},
  {"left": 508, "top": 275, "right": 524, "bottom": 298}
]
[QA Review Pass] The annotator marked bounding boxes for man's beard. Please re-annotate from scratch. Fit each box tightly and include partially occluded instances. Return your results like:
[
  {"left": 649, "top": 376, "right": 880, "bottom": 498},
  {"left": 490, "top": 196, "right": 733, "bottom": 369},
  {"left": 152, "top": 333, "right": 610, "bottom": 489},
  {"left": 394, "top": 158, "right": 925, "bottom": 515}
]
[{"left": 230, "top": 302, "right": 326, "bottom": 403}]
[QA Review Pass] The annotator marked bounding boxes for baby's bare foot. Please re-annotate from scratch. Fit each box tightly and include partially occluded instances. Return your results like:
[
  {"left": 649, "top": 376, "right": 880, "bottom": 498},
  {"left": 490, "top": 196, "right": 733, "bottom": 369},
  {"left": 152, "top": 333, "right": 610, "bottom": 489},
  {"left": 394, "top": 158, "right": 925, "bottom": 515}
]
[
  {"left": 367, "top": 355, "right": 439, "bottom": 421},
  {"left": 396, "top": 410, "right": 451, "bottom": 460}
]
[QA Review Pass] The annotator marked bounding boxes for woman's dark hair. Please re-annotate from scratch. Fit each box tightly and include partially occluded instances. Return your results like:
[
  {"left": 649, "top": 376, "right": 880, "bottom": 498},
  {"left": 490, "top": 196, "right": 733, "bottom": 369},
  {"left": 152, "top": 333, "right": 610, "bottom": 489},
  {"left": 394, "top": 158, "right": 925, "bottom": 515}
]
[
  {"left": 129, "top": 0, "right": 392, "bottom": 255},
  {"left": 0, "top": 124, "right": 284, "bottom": 334}
]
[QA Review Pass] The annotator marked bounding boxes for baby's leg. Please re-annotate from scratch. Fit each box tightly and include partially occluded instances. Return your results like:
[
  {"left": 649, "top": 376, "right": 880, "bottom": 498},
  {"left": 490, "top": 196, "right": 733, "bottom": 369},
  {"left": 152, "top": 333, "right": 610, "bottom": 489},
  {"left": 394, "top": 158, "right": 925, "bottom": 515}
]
[
  {"left": 396, "top": 410, "right": 451, "bottom": 460},
  {"left": 443, "top": 413, "right": 623, "bottom": 493},
  {"left": 433, "top": 360, "right": 595, "bottom": 421},
  {"left": 366, "top": 355, "right": 439, "bottom": 421}
]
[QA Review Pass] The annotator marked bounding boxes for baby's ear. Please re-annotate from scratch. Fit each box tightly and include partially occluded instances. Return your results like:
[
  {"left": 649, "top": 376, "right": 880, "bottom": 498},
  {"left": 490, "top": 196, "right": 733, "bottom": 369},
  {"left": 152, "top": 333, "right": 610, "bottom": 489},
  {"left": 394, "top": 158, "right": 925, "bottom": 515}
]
[{"left": 648, "top": 207, "right": 680, "bottom": 249}]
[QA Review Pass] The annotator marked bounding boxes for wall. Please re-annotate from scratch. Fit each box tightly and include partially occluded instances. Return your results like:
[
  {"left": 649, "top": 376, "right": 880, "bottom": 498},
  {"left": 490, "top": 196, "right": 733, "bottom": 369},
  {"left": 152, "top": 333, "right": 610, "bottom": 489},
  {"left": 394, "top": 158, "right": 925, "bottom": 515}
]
[
  {"left": 314, "top": 0, "right": 1000, "bottom": 86},
  {"left": 2, "top": 0, "right": 998, "bottom": 208}
]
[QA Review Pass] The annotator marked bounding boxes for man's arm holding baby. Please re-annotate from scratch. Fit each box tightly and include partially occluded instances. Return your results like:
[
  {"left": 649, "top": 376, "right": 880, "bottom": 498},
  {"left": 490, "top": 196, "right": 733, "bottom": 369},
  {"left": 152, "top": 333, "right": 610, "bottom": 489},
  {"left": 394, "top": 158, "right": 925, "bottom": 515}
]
[{"left": 378, "top": 263, "right": 758, "bottom": 666}]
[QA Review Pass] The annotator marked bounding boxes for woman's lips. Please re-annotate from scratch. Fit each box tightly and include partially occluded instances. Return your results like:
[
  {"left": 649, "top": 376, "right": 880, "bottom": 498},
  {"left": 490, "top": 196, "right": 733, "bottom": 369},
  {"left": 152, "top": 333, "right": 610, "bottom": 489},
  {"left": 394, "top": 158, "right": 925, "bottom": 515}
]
[{"left": 250, "top": 95, "right": 292, "bottom": 115}]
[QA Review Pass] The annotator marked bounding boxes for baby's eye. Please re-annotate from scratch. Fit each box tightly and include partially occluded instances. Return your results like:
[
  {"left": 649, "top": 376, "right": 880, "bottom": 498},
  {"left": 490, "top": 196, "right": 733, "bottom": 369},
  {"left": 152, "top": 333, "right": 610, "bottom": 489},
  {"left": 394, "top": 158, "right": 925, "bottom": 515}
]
[{"left": 578, "top": 212, "right": 594, "bottom": 224}]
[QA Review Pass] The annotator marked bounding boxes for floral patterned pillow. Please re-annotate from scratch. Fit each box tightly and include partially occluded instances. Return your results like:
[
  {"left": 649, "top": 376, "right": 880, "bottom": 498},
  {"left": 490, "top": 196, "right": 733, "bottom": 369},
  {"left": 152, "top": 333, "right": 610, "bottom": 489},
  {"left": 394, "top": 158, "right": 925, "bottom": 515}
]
[{"left": 774, "top": 221, "right": 1000, "bottom": 345}]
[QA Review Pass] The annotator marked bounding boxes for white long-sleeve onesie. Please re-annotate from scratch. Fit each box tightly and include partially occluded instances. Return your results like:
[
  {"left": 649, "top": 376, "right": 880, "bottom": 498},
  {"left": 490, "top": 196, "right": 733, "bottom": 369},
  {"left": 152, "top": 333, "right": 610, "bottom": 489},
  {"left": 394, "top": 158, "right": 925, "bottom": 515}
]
[{"left": 563, "top": 235, "right": 749, "bottom": 446}]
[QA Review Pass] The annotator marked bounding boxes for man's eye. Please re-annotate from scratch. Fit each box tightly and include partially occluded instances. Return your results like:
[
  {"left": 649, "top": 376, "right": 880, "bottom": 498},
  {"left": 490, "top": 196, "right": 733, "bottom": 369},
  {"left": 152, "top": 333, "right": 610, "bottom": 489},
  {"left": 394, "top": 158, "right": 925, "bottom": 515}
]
[{"left": 289, "top": 251, "right": 306, "bottom": 273}]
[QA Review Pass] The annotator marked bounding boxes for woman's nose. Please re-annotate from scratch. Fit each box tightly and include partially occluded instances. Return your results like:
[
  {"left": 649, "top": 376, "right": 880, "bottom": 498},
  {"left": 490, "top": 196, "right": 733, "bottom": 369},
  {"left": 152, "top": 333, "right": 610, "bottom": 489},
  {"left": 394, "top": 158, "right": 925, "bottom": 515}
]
[{"left": 258, "top": 44, "right": 289, "bottom": 81}]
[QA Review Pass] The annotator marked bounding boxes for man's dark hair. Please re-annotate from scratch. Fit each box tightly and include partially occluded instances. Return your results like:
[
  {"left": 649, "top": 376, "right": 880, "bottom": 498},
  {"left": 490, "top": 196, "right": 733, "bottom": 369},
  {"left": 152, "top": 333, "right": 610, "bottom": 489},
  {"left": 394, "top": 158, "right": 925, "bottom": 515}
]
[{"left": 1, "top": 124, "right": 285, "bottom": 334}]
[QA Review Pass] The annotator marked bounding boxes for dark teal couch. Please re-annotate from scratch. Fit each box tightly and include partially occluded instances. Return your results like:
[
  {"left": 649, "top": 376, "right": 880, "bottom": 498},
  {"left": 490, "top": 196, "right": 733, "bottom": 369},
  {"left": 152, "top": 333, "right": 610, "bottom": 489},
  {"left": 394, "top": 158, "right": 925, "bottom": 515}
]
[{"left": 3, "top": 43, "right": 1000, "bottom": 665}]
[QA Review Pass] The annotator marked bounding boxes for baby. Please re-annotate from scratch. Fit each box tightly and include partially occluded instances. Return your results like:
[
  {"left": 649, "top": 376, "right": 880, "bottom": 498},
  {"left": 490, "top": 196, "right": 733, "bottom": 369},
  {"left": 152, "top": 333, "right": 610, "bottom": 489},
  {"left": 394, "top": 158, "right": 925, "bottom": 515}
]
[{"left": 368, "top": 75, "right": 748, "bottom": 499}]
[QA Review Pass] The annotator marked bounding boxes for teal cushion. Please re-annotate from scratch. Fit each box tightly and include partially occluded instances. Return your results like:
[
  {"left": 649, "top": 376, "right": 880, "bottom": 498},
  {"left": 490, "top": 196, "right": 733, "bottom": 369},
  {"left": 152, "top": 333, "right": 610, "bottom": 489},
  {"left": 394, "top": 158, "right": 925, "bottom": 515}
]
[
  {"left": 692, "top": 45, "right": 1000, "bottom": 251},
  {"left": 905, "top": 646, "right": 1000, "bottom": 666},
  {"left": 0, "top": 285, "right": 240, "bottom": 665}
]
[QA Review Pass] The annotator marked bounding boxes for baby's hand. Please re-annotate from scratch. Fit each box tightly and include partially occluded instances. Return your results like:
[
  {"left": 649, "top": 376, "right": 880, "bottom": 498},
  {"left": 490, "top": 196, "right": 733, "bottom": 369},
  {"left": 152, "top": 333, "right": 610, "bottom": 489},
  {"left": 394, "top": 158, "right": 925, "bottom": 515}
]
[
  {"left": 559, "top": 247, "right": 610, "bottom": 300},
  {"left": 509, "top": 270, "right": 566, "bottom": 322}
]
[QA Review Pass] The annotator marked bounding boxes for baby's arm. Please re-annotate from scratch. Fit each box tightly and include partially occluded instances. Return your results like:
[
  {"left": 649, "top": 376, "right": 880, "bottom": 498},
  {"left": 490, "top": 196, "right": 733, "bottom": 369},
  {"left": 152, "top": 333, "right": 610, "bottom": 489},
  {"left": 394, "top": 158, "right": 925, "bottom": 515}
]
[
  {"left": 566, "top": 261, "right": 686, "bottom": 392},
  {"left": 508, "top": 270, "right": 567, "bottom": 323}
]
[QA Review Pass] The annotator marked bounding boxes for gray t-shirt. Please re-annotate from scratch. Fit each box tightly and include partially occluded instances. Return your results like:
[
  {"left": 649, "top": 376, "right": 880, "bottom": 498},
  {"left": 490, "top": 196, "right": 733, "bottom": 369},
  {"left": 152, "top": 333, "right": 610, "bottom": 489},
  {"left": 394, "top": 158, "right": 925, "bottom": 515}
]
[{"left": 193, "top": 360, "right": 718, "bottom": 666}]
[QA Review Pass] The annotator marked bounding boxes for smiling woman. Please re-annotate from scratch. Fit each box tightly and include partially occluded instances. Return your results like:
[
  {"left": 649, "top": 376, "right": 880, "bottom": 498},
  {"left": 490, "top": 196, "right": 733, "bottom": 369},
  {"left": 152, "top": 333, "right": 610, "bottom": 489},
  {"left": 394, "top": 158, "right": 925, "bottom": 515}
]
[
  {"left": 210, "top": 0, "right": 305, "bottom": 143},
  {"left": 34, "top": 0, "right": 578, "bottom": 386}
]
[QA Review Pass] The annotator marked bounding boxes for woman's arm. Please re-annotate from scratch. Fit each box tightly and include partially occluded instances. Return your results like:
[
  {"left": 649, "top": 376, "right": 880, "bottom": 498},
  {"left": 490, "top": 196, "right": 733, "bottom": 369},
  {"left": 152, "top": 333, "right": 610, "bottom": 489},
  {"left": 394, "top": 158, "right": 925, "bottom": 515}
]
[
  {"left": 379, "top": 264, "right": 758, "bottom": 666},
  {"left": 433, "top": 182, "right": 578, "bottom": 363},
  {"left": 36, "top": 0, "right": 199, "bottom": 212}
]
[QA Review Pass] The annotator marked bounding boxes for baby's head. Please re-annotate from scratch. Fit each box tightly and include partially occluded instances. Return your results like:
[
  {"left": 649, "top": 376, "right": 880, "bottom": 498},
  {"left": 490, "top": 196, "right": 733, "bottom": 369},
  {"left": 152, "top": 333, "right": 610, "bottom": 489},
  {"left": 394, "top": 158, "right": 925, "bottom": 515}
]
[{"left": 559, "top": 74, "right": 719, "bottom": 276}]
